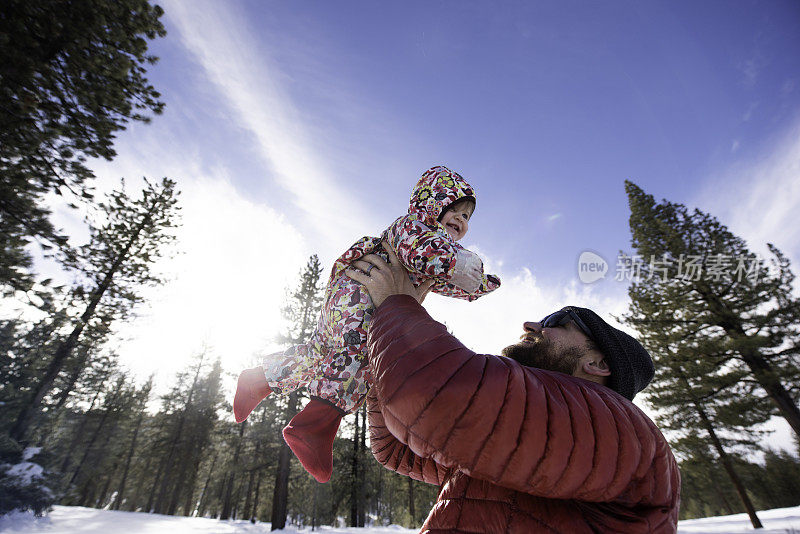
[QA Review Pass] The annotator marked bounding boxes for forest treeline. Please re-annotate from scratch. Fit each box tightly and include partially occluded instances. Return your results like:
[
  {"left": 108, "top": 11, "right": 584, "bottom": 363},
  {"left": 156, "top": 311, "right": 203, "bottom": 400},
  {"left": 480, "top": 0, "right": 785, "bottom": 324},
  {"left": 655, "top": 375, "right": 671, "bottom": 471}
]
[
  {"left": 2, "top": 0, "right": 800, "bottom": 530},
  {"left": 3, "top": 316, "right": 438, "bottom": 528}
]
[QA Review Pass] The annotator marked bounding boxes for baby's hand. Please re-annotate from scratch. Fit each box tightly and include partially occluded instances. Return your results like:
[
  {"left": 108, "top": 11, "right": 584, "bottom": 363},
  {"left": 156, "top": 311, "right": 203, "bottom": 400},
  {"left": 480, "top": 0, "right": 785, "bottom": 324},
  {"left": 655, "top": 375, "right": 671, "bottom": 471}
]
[{"left": 451, "top": 249, "right": 483, "bottom": 294}]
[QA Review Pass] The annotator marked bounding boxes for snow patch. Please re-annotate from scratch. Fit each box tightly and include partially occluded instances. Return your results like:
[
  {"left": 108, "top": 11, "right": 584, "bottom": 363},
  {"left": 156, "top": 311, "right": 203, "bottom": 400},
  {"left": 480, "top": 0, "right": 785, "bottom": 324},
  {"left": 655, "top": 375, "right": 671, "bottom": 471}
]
[
  {"left": 2, "top": 448, "right": 46, "bottom": 488},
  {"left": 1, "top": 505, "right": 799, "bottom": 533},
  {"left": 4, "top": 462, "right": 44, "bottom": 486},
  {"left": 22, "top": 447, "right": 42, "bottom": 461}
]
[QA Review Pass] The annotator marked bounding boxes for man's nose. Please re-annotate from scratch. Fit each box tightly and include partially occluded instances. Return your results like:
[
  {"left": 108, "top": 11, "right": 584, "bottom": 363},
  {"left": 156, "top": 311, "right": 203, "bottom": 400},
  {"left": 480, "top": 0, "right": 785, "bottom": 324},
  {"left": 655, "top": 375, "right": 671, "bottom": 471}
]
[{"left": 523, "top": 322, "right": 542, "bottom": 333}]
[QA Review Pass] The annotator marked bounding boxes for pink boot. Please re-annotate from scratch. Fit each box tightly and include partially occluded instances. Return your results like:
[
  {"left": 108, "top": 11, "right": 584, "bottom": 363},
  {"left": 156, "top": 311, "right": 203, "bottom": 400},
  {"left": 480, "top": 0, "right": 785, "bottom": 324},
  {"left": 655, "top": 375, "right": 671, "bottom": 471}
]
[
  {"left": 233, "top": 367, "right": 271, "bottom": 423},
  {"left": 282, "top": 398, "right": 344, "bottom": 483}
]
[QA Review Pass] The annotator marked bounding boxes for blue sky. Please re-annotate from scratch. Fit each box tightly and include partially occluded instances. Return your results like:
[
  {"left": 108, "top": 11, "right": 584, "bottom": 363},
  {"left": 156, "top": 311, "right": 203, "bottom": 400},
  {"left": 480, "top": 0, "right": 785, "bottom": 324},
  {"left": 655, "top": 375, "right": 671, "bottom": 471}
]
[
  {"left": 30, "top": 1, "right": 800, "bottom": 443},
  {"left": 148, "top": 0, "right": 799, "bottom": 277}
]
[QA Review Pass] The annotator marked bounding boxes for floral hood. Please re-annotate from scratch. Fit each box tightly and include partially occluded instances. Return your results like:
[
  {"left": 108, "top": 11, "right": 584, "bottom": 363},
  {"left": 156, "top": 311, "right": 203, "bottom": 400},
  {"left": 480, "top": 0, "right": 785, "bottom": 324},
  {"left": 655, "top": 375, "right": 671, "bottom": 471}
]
[{"left": 408, "top": 166, "right": 476, "bottom": 229}]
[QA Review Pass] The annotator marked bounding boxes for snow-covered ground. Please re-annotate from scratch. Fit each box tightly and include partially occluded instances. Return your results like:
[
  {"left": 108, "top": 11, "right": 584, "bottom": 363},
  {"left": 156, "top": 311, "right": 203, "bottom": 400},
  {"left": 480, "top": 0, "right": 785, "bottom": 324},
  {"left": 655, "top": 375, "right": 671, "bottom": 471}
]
[
  {"left": 1, "top": 505, "right": 799, "bottom": 533},
  {"left": 677, "top": 506, "right": 800, "bottom": 533},
  {"left": 0, "top": 507, "right": 410, "bottom": 534}
]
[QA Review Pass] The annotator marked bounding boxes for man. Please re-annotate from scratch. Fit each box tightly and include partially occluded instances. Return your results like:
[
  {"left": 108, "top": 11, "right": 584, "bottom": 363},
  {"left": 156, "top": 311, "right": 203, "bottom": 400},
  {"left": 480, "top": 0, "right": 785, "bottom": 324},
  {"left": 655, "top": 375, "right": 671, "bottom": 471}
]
[{"left": 346, "top": 243, "right": 680, "bottom": 533}]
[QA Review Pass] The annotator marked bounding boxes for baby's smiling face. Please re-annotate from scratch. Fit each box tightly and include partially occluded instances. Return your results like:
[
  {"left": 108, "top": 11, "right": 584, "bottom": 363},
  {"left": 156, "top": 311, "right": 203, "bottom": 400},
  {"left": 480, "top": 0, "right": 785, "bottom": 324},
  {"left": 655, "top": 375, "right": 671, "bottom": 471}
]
[{"left": 439, "top": 199, "right": 474, "bottom": 241}]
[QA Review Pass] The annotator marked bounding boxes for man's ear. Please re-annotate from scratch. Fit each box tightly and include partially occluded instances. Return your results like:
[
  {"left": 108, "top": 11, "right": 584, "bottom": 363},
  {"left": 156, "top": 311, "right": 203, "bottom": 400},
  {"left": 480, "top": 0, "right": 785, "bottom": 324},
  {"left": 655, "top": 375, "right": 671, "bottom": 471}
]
[{"left": 581, "top": 357, "right": 611, "bottom": 378}]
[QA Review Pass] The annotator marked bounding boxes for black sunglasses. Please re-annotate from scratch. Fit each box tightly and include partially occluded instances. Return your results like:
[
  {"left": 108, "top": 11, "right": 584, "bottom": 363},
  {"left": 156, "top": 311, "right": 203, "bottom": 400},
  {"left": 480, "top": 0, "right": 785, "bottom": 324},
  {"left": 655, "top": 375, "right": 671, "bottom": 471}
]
[{"left": 540, "top": 309, "right": 595, "bottom": 343}]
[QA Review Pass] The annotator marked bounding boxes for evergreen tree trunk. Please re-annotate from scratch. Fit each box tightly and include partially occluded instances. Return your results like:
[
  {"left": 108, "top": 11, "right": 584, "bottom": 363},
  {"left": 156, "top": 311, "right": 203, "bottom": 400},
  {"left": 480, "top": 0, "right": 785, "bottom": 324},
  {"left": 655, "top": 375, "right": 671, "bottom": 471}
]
[
  {"left": 242, "top": 440, "right": 260, "bottom": 522},
  {"left": 129, "top": 453, "right": 154, "bottom": 511},
  {"left": 696, "top": 443, "right": 735, "bottom": 515},
  {"left": 179, "top": 456, "right": 200, "bottom": 516},
  {"left": 250, "top": 471, "right": 262, "bottom": 523},
  {"left": 197, "top": 452, "right": 218, "bottom": 517},
  {"left": 681, "top": 372, "right": 763, "bottom": 529},
  {"left": 77, "top": 478, "right": 98, "bottom": 508},
  {"left": 146, "top": 454, "right": 168, "bottom": 513},
  {"left": 243, "top": 469, "right": 255, "bottom": 523},
  {"left": 714, "top": 483, "right": 736, "bottom": 516},
  {"left": 350, "top": 410, "right": 359, "bottom": 527},
  {"left": 95, "top": 457, "right": 121, "bottom": 507},
  {"left": 271, "top": 392, "right": 298, "bottom": 530},
  {"left": 166, "top": 456, "right": 189, "bottom": 515},
  {"left": 232, "top": 475, "right": 245, "bottom": 520},
  {"left": 700, "top": 280, "right": 800, "bottom": 438},
  {"left": 155, "top": 356, "right": 205, "bottom": 514},
  {"left": 221, "top": 421, "right": 246, "bottom": 520},
  {"left": 408, "top": 477, "right": 416, "bottom": 525},
  {"left": 59, "top": 388, "right": 102, "bottom": 473},
  {"left": 67, "top": 387, "right": 122, "bottom": 488},
  {"left": 76, "top": 419, "right": 120, "bottom": 504},
  {"left": 268, "top": 256, "right": 324, "bottom": 528},
  {"left": 113, "top": 408, "right": 145, "bottom": 511},
  {"left": 699, "top": 407, "right": 762, "bottom": 528},
  {"left": 312, "top": 483, "right": 318, "bottom": 531},
  {"left": 53, "top": 348, "right": 92, "bottom": 411},
  {"left": 358, "top": 403, "right": 367, "bottom": 527},
  {"left": 213, "top": 470, "right": 228, "bottom": 517},
  {"left": 736, "top": 344, "right": 800, "bottom": 438},
  {"left": 376, "top": 461, "right": 384, "bottom": 523},
  {"left": 387, "top": 475, "right": 393, "bottom": 525}
]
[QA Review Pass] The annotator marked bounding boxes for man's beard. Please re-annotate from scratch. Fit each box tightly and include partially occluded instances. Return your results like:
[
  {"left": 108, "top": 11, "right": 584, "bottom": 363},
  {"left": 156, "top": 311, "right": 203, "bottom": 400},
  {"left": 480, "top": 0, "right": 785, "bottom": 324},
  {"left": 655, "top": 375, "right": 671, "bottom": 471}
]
[{"left": 501, "top": 336, "right": 582, "bottom": 376}]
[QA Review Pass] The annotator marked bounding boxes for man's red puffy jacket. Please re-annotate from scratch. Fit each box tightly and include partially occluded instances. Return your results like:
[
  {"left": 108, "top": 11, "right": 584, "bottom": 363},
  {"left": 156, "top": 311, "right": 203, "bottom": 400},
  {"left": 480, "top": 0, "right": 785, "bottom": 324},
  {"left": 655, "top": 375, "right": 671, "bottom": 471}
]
[{"left": 366, "top": 296, "right": 680, "bottom": 533}]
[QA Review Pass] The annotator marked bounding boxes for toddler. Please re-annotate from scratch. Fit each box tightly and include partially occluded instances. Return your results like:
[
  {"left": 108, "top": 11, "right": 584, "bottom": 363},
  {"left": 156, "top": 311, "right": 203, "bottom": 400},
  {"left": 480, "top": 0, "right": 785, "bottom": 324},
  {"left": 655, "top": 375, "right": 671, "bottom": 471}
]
[{"left": 233, "top": 165, "right": 500, "bottom": 482}]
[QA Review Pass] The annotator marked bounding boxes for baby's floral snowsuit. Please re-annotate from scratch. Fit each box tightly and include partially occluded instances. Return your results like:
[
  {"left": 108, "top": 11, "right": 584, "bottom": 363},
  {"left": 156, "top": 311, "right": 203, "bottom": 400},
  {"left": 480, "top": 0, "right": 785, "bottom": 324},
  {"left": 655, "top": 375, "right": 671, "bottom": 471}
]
[{"left": 262, "top": 166, "right": 501, "bottom": 413}]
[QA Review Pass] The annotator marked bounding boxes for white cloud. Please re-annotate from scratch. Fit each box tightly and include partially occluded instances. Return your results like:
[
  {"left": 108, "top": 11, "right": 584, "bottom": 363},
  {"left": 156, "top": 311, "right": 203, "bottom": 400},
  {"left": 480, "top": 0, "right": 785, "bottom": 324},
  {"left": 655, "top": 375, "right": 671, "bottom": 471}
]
[
  {"left": 422, "top": 248, "right": 639, "bottom": 397},
  {"left": 738, "top": 55, "right": 760, "bottom": 88},
  {"left": 691, "top": 119, "right": 800, "bottom": 451},
  {"left": 695, "top": 118, "right": 800, "bottom": 272},
  {"left": 742, "top": 101, "right": 759, "bottom": 122},
  {"left": 111, "top": 172, "right": 308, "bottom": 385},
  {"left": 24, "top": 121, "right": 313, "bottom": 394},
  {"left": 163, "top": 0, "right": 373, "bottom": 246}
]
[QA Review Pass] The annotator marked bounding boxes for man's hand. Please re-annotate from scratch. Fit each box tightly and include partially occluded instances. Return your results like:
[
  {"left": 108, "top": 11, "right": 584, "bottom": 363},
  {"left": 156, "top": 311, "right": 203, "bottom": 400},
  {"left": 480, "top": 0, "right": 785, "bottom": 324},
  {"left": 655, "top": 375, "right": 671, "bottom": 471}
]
[{"left": 345, "top": 240, "right": 435, "bottom": 307}]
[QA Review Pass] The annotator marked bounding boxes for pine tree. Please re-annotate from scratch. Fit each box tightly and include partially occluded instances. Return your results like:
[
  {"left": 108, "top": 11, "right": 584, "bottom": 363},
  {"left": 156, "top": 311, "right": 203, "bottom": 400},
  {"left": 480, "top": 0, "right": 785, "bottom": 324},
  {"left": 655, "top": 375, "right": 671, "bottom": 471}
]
[
  {"left": 756, "top": 449, "right": 800, "bottom": 509},
  {"left": 9, "top": 177, "right": 181, "bottom": 442},
  {"left": 678, "top": 439, "right": 800, "bottom": 519},
  {"left": 147, "top": 353, "right": 222, "bottom": 516},
  {"left": 220, "top": 421, "right": 246, "bottom": 520},
  {"left": 0, "top": 0, "right": 166, "bottom": 294},
  {"left": 111, "top": 377, "right": 153, "bottom": 511},
  {"left": 0, "top": 310, "right": 69, "bottom": 434},
  {"left": 270, "top": 255, "right": 324, "bottom": 530},
  {"left": 62, "top": 374, "right": 136, "bottom": 506},
  {"left": 623, "top": 181, "right": 800, "bottom": 436},
  {"left": 654, "top": 345, "right": 764, "bottom": 527},
  {"left": 276, "top": 255, "right": 325, "bottom": 348},
  {"left": 349, "top": 409, "right": 360, "bottom": 527},
  {"left": 621, "top": 182, "right": 800, "bottom": 527}
]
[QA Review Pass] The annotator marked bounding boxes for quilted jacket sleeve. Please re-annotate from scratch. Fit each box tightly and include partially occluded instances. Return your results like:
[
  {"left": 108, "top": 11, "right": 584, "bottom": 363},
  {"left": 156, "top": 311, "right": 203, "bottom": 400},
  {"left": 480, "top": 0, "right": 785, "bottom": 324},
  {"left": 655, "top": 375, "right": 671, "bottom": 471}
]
[
  {"left": 367, "top": 389, "right": 450, "bottom": 485},
  {"left": 367, "top": 295, "right": 680, "bottom": 508},
  {"left": 384, "top": 215, "right": 500, "bottom": 301}
]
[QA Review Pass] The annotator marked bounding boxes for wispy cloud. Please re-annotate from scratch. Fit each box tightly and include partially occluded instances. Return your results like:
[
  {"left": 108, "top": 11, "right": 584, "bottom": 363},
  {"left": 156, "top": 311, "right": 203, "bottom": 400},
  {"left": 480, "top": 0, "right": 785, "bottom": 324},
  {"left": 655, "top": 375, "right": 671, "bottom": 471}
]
[
  {"left": 35, "top": 120, "right": 314, "bottom": 392},
  {"left": 738, "top": 56, "right": 760, "bottom": 87},
  {"left": 112, "top": 170, "right": 308, "bottom": 384},
  {"left": 163, "top": 0, "right": 373, "bottom": 246},
  {"left": 695, "top": 117, "right": 800, "bottom": 271}
]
